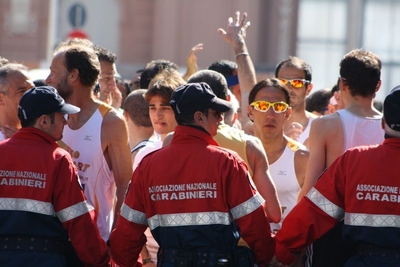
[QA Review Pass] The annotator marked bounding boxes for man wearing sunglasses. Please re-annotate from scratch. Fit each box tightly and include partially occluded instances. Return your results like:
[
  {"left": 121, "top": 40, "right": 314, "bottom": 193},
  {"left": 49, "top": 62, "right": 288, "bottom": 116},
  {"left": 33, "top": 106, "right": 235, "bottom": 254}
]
[
  {"left": 275, "top": 57, "right": 317, "bottom": 146},
  {"left": 110, "top": 83, "right": 275, "bottom": 267},
  {"left": 248, "top": 78, "right": 309, "bottom": 265}
]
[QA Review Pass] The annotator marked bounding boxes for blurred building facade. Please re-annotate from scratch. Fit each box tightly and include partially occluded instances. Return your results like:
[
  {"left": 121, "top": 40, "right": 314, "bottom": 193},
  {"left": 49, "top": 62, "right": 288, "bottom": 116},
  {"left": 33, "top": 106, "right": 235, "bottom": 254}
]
[{"left": 0, "top": 0, "right": 397, "bottom": 100}]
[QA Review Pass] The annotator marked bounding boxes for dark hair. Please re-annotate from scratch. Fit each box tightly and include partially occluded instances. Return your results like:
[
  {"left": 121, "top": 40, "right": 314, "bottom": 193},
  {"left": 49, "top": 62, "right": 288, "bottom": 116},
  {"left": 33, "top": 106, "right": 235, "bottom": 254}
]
[
  {"left": 249, "top": 78, "right": 291, "bottom": 105},
  {"left": 140, "top": 60, "right": 179, "bottom": 89},
  {"left": 116, "top": 77, "right": 131, "bottom": 97},
  {"left": 21, "top": 117, "right": 37, "bottom": 128},
  {"left": 94, "top": 45, "right": 117, "bottom": 63},
  {"left": 175, "top": 108, "right": 208, "bottom": 126},
  {"left": 208, "top": 60, "right": 237, "bottom": 78},
  {"left": 33, "top": 79, "right": 47, "bottom": 87},
  {"left": 131, "top": 69, "right": 143, "bottom": 90},
  {"left": 339, "top": 49, "right": 381, "bottom": 97},
  {"left": 331, "top": 78, "right": 340, "bottom": 94},
  {"left": 123, "top": 89, "right": 152, "bottom": 127},
  {"left": 21, "top": 113, "right": 55, "bottom": 128},
  {"left": 306, "top": 88, "right": 332, "bottom": 113},
  {"left": 188, "top": 70, "right": 228, "bottom": 100},
  {"left": 145, "top": 69, "right": 185, "bottom": 104},
  {"left": 275, "top": 56, "right": 312, "bottom": 82},
  {"left": 93, "top": 83, "right": 100, "bottom": 94},
  {"left": 62, "top": 46, "right": 100, "bottom": 88}
]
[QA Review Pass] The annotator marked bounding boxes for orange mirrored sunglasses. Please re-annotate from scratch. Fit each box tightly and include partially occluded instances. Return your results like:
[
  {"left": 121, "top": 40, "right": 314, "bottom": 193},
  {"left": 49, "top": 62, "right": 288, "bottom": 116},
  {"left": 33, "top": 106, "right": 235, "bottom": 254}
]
[
  {"left": 279, "top": 78, "right": 310, "bottom": 88},
  {"left": 250, "top": 101, "right": 289, "bottom": 113}
]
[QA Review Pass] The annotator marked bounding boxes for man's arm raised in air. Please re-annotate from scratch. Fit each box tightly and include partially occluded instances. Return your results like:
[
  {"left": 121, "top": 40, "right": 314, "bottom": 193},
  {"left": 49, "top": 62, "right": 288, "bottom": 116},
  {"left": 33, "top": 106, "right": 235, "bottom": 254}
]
[{"left": 218, "top": 11, "right": 256, "bottom": 132}]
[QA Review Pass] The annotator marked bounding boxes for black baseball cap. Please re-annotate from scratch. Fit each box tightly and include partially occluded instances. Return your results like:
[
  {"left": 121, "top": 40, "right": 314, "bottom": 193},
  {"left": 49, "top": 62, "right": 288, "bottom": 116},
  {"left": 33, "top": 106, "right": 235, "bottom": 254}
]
[
  {"left": 384, "top": 85, "right": 400, "bottom": 132},
  {"left": 170, "top": 83, "right": 231, "bottom": 115},
  {"left": 18, "top": 86, "right": 80, "bottom": 121}
]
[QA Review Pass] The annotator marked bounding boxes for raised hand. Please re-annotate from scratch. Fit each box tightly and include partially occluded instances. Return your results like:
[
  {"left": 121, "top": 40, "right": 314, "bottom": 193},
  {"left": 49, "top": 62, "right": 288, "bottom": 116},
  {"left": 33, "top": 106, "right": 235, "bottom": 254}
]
[{"left": 217, "top": 11, "right": 250, "bottom": 52}]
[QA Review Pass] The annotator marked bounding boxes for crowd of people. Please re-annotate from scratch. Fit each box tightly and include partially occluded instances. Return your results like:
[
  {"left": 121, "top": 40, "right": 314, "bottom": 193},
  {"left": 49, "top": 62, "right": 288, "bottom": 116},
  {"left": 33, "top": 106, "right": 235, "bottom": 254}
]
[{"left": 0, "top": 10, "right": 399, "bottom": 267}]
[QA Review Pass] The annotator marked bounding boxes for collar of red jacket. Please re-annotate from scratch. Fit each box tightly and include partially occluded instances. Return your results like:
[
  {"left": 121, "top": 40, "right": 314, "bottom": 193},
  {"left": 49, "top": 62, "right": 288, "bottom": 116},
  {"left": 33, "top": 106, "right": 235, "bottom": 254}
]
[
  {"left": 10, "top": 127, "right": 59, "bottom": 148},
  {"left": 172, "top": 125, "right": 219, "bottom": 146}
]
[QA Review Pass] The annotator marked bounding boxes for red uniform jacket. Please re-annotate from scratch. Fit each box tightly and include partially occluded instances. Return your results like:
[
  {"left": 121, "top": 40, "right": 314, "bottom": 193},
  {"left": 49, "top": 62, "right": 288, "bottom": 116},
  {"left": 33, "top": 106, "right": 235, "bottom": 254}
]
[
  {"left": 0, "top": 127, "right": 111, "bottom": 266},
  {"left": 275, "top": 138, "right": 400, "bottom": 263},
  {"left": 111, "top": 125, "right": 274, "bottom": 266}
]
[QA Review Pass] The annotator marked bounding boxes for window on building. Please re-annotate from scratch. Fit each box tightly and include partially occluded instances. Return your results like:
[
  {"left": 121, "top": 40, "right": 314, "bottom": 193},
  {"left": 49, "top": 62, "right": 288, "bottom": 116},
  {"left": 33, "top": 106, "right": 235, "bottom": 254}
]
[{"left": 297, "top": 0, "right": 347, "bottom": 91}]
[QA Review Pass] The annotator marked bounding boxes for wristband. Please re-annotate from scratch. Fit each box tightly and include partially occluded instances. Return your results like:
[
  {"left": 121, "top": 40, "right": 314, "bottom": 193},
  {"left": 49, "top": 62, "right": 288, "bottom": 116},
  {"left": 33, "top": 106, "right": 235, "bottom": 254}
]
[{"left": 235, "top": 52, "right": 249, "bottom": 58}]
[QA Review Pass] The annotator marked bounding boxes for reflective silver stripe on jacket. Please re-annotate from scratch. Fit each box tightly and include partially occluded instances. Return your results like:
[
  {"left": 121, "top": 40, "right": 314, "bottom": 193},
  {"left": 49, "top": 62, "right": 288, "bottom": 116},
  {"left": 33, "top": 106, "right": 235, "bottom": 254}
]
[
  {"left": 0, "top": 197, "right": 55, "bottom": 216},
  {"left": 345, "top": 213, "right": 400, "bottom": 228},
  {"left": 230, "top": 193, "right": 264, "bottom": 220},
  {"left": 307, "top": 188, "right": 344, "bottom": 220},
  {"left": 56, "top": 201, "right": 94, "bottom": 223},
  {"left": 147, "top": 211, "right": 231, "bottom": 230},
  {"left": 120, "top": 203, "right": 147, "bottom": 225}
]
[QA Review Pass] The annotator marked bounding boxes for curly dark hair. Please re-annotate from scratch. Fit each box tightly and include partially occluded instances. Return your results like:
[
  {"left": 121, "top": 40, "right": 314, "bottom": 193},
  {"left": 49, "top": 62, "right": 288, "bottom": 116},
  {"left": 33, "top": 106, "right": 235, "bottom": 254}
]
[
  {"left": 62, "top": 46, "right": 100, "bottom": 88},
  {"left": 339, "top": 49, "right": 381, "bottom": 97}
]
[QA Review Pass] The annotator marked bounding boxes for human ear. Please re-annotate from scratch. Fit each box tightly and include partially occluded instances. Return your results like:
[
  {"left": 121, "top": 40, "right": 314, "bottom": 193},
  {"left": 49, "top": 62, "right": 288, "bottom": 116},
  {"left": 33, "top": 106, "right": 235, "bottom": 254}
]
[
  {"left": 247, "top": 105, "right": 254, "bottom": 121},
  {"left": 306, "top": 83, "right": 313, "bottom": 96},
  {"left": 193, "top": 111, "right": 204, "bottom": 124},
  {"left": 69, "top": 69, "right": 79, "bottom": 82},
  {"left": 285, "top": 107, "right": 292, "bottom": 119},
  {"left": 36, "top": 114, "right": 50, "bottom": 130},
  {"left": 375, "top": 80, "right": 382, "bottom": 92},
  {"left": 0, "top": 93, "right": 5, "bottom": 106},
  {"left": 328, "top": 103, "right": 336, "bottom": 114}
]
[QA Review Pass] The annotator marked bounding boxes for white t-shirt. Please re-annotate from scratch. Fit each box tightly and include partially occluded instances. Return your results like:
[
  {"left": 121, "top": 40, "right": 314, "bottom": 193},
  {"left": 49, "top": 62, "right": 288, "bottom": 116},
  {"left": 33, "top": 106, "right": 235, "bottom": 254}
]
[{"left": 132, "top": 139, "right": 163, "bottom": 171}]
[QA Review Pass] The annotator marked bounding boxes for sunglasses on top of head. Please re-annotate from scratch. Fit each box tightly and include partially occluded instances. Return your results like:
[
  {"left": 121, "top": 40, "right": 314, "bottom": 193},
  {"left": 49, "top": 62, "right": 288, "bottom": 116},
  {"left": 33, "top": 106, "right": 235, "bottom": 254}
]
[
  {"left": 250, "top": 101, "right": 289, "bottom": 113},
  {"left": 279, "top": 78, "right": 310, "bottom": 88}
]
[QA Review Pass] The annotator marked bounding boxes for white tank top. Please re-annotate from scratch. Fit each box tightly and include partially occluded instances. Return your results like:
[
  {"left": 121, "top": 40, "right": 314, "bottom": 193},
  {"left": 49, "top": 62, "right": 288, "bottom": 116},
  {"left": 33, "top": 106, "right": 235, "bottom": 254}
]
[
  {"left": 269, "top": 142, "right": 301, "bottom": 233},
  {"left": 297, "top": 116, "right": 314, "bottom": 144},
  {"left": 58, "top": 104, "right": 115, "bottom": 241},
  {"left": 338, "top": 109, "right": 384, "bottom": 152}
]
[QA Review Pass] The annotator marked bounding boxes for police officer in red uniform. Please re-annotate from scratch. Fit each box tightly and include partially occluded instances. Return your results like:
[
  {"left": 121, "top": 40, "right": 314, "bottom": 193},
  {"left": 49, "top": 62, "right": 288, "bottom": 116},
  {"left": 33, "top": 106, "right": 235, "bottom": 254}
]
[
  {"left": 275, "top": 86, "right": 400, "bottom": 266},
  {"left": 0, "top": 86, "right": 112, "bottom": 266},
  {"left": 110, "top": 83, "right": 275, "bottom": 267}
]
